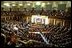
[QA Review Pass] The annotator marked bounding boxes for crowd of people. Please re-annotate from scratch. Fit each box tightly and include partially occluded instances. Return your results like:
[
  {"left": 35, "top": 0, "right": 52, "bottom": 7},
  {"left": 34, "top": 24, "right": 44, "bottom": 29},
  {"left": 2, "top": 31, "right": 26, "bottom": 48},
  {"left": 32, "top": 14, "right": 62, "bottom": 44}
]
[
  {"left": 1, "top": 8, "right": 71, "bottom": 18},
  {"left": 1, "top": 19, "right": 71, "bottom": 47},
  {"left": 27, "top": 24, "right": 71, "bottom": 47},
  {"left": 1, "top": 7, "right": 71, "bottom": 47}
]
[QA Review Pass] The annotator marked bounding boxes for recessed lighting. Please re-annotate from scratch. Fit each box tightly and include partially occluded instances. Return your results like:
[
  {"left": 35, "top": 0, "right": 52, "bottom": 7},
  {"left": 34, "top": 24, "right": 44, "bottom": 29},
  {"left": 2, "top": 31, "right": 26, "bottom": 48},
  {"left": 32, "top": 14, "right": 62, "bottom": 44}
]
[
  {"left": 27, "top": 3, "right": 30, "bottom": 6},
  {"left": 47, "top": 2, "right": 50, "bottom": 4},
  {"left": 19, "top": 4, "right": 23, "bottom": 6},
  {"left": 12, "top": 4, "right": 16, "bottom": 6}
]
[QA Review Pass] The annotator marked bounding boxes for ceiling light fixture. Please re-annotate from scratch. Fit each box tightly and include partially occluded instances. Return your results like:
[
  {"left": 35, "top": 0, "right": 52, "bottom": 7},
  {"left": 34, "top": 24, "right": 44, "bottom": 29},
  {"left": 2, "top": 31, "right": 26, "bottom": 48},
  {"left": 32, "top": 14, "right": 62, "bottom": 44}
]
[
  {"left": 41, "top": 3, "right": 45, "bottom": 7},
  {"left": 12, "top": 4, "right": 16, "bottom": 6},
  {"left": 36, "top": 2, "right": 41, "bottom": 5},
  {"left": 4, "top": 3, "right": 10, "bottom": 7},
  {"left": 19, "top": 3, "right": 23, "bottom": 6}
]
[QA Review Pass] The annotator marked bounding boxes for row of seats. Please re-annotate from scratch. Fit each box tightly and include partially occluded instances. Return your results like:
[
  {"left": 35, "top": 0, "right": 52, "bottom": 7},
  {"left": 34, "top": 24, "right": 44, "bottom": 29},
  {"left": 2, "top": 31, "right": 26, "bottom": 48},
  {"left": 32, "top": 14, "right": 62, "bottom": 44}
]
[
  {"left": 27, "top": 24, "right": 71, "bottom": 47},
  {"left": 1, "top": 20, "right": 30, "bottom": 47},
  {"left": 1, "top": 20, "right": 71, "bottom": 47},
  {"left": 1, "top": 9, "right": 71, "bottom": 18}
]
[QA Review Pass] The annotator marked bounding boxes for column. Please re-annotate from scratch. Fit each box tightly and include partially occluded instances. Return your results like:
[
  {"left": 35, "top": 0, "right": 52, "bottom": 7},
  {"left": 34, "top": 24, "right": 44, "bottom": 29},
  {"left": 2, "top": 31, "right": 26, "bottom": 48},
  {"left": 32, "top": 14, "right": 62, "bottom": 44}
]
[
  {"left": 54, "top": 19, "right": 56, "bottom": 25},
  {"left": 63, "top": 20, "right": 65, "bottom": 26},
  {"left": 5, "top": 17, "right": 6, "bottom": 21}
]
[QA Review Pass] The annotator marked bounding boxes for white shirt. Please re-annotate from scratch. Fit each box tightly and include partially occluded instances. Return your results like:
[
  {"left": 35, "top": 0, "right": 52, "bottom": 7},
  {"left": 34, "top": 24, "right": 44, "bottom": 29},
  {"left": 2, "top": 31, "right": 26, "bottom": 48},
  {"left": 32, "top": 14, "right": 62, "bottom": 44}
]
[{"left": 13, "top": 26, "right": 18, "bottom": 30}]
